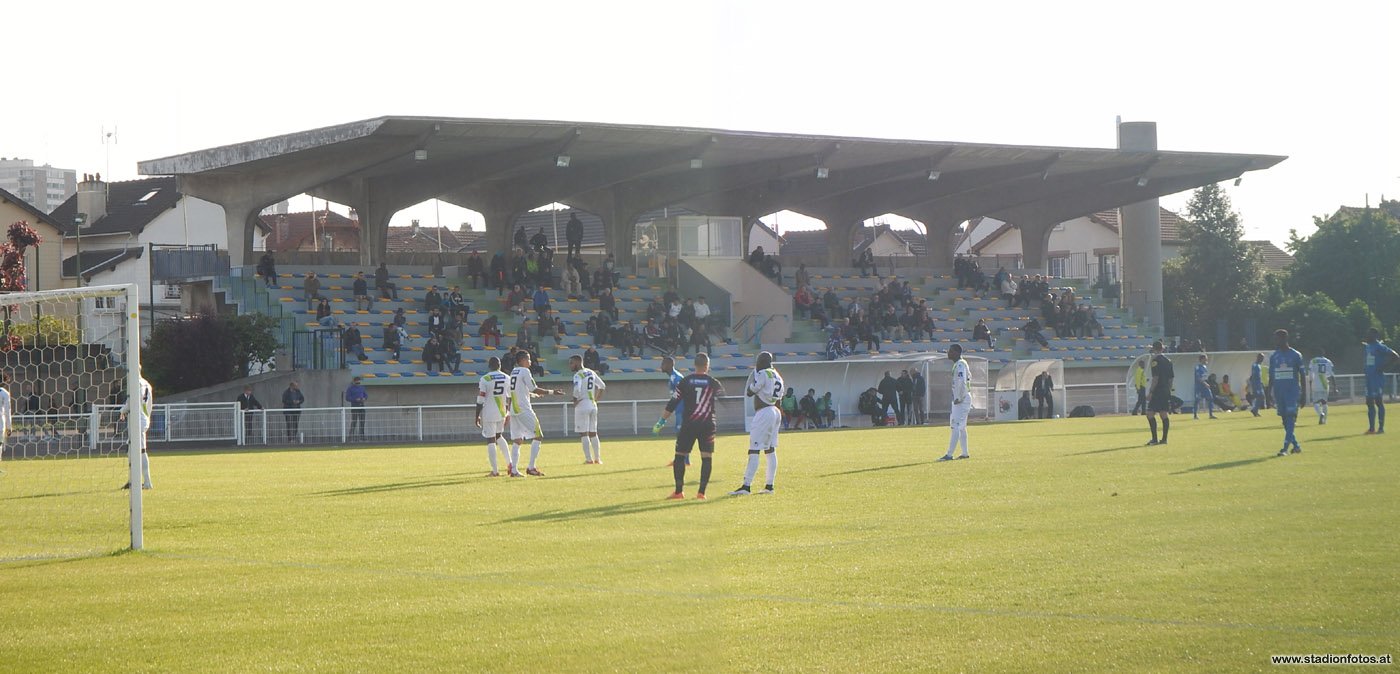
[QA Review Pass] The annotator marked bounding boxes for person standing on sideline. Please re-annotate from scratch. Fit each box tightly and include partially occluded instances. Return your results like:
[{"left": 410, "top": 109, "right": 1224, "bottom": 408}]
[
  {"left": 1363, "top": 328, "right": 1398, "bottom": 434},
  {"left": 877, "top": 371, "right": 899, "bottom": 426},
  {"left": 236, "top": 385, "right": 264, "bottom": 444},
  {"left": 1193, "top": 354, "right": 1217, "bottom": 420},
  {"left": 344, "top": 376, "right": 368, "bottom": 440},
  {"left": 732, "top": 351, "right": 783, "bottom": 495},
  {"left": 895, "top": 370, "right": 914, "bottom": 426},
  {"left": 570, "top": 354, "right": 607, "bottom": 464},
  {"left": 1248, "top": 353, "right": 1266, "bottom": 417},
  {"left": 1308, "top": 348, "right": 1335, "bottom": 425},
  {"left": 281, "top": 381, "right": 305, "bottom": 442},
  {"left": 475, "top": 357, "right": 511, "bottom": 477},
  {"left": 508, "top": 351, "right": 563, "bottom": 477},
  {"left": 938, "top": 344, "right": 973, "bottom": 461},
  {"left": 1032, "top": 370, "right": 1055, "bottom": 419},
  {"left": 1270, "top": 329, "right": 1306, "bottom": 456},
  {"left": 121, "top": 375, "right": 154, "bottom": 490},
  {"left": 653, "top": 353, "right": 726, "bottom": 500},
  {"left": 910, "top": 369, "right": 927, "bottom": 425},
  {"left": 1130, "top": 359, "right": 1148, "bottom": 415},
  {"left": 1145, "top": 341, "right": 1174, "bottom": 446}
]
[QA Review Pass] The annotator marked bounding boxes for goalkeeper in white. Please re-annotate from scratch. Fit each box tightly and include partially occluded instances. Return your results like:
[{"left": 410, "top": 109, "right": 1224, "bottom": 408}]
[
  {"left": 569, "top": 355, "right": 607, "bottom": 464},
  {"left": 1308, "top": 348, "right": 1335, "bottom": 425},
  {"left": 938, "top": 344, "right": 972, "bottom": 461},
  {"left": 732, "top": 351, "right": 783, "bottom": 495},
  {"left": 122, "top": 375, "right": 154, "bottom": 489}
]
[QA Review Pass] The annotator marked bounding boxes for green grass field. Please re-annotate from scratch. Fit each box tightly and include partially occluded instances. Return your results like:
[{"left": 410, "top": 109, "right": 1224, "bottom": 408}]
[{"left": 2, "top": 406, "right": 1396, "bottom": 672}]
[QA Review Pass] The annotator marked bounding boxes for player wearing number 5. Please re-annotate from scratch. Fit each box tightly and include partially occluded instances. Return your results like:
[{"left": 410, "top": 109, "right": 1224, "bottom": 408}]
[
  {"left": 570, "top": 355, "right": 607, "bottom": 464},
  {"left": 475, "top": 356, "right": 511, "bottom": 477},
  {"left": 732, "top": 351, "right": 782, "bottom": 496},
  {"left": 509, "top": 351, "right": 562, "bottom": 477}
]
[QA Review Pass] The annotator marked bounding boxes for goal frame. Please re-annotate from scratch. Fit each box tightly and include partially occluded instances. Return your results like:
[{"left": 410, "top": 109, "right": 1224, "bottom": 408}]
[{"left": 2, "top": 283, "right": 144, "bottom": 550}]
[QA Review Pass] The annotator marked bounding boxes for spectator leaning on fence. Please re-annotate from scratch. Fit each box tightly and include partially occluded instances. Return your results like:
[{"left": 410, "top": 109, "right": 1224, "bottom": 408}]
[{"left": 281, "top": 381, "right": 304, "bottom": 441}]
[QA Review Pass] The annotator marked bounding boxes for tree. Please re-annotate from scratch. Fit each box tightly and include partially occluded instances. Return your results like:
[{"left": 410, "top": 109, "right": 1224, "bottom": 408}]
[
  {"left": 1345, "top": 299, "right": 1381, "bottom": 341},
  {"left": 1286, "top": 204, "right": 1400, "bottom": 329},
  {"left": 1169, "top": 183, "right": 1264, "bottom": 343},
  {"left": 144, "top": 313, "right": 279, "bottom": 394},
  {"left": 1270, "top": 292, "right": 1351, "bottom": 359},
  {"left": 0, "top": 220, "right": 44, "bottom": 352}
]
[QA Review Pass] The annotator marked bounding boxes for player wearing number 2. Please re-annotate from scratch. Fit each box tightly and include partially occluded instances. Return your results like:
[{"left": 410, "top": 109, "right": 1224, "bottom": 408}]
[
  {"left": 475, "top": 356, "right": 511, "bottom": 476},
  {"left": 731, "top": 351, "right": 782, "bottom": 496},
  {"left": 509, "top": 351, "right": 562, "bottom": 477},
  {"left": 570, "top": 354, "right": 607, "bottom": 464}
]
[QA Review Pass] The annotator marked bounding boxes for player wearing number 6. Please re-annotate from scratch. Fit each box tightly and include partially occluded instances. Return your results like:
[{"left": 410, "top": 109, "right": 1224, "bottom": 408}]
[
  {"left": 732, "top": 351, "right": 782, "bottom": 496},
  {"left": 475, "top": 356, "right": 511, "bottom": 476},
  {"left": 509, "top": 351, "right": 562, "bottom": 477},
  {"left": 569, "top": 355, "right": 607, "bottom": 464}
]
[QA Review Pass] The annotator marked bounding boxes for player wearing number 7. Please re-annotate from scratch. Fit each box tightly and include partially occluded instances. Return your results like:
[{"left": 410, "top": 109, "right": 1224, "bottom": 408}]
[
  {"left": 569, "top": 355, "right": 607, "bottom": 464},
  {"left": 731, "top": 351, "right": 782, "bottom": 496},
  {"left": 653, "top": 353, "right": 725, "bottom": 500},
  {"left": 509, "top": 351, "right": 562, "bottom": 477},
  {"left": 475, "top": 356, "right": 511, "bottom": 476}
]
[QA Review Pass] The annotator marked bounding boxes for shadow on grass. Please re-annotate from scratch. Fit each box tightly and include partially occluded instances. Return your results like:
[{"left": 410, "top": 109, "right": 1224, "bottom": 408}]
[
  {"left": 1, "top": 488, "right": 116, "bottom": 501},
  {"left": 310, "top": 475, "right": 467, "bottom": 497},
  {"left": 820, "top": 462, "right": 926, "bottom": 478},
  {"left": 494, "top": 498, "right": 707, "bottom": 524},
  {"left": 1064, "top": 444, "right": 1152, "bottom": 456},
  {"left": 539, "top": 466, "right": 659, "bottom": 481},
  {"left": 1171, "top": 457, "right": 1274, "bottom": 474},
  {"left": 1038, "top": 428, "right": 1146, "bottom": 437}
]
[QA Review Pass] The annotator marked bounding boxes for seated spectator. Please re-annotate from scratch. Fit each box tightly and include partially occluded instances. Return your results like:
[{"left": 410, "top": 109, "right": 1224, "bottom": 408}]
[
  {"left": 303, "top": 271, "right": 321, "bottom": 310},
  {"left": 615, "top": 322, "right": 641, "bottom": 358},
  {"left": 466, "top": 250, "right": 486, "bottom": 290},
  {"left": 795, "top": 263, "right": 809, "bottom": 291},
  {"left": 682, "top": 317, "right": 710, "bottom": 357},
  {"left": 537, "top": 310, "right": 562, "bottom": 348},
  {"left": 427, "top": 308, "right": 445, "bottom": 336},
  {"left": 375, "top": 262, "right": 399, "bottom": 300},
  {"left": 603, "top": 253, "right": 620, "bottom": 287},
  {"left": 646, "top": 297, "right": 666, "bottom": 323},
  {"left": 479, "top": 314, "right": 503, "bottom": 348},
  {"left": 799, "top": 389, "right": 820, "bottom": 430},
  {"left": 593, "top": 268, "right": 611, "bottom": 293},
  {"left": 973, "top": 318, "right": 993, "bottom": 348},
  {"left": 644, "top": 319, "right": 668, "bottom": 355},
  {"left": 818, "top": 392, "right": 836, "bottom": 428},
  {"left": 506, "top": 285, "right": 528, "bottom": 318},
  {"left": 446, "top": 286, "right": 467, "bottom": 320},
  {"left": 822, "top": 288, "right": 844, "bottom": 321},
  {"left": 900, "top": 307, "right": 921, "bottom": 342},
  {"left": 857, "top": 387, "right": 883, "bottom": 425},
  {"left": 342, "top": 325, "right": 366, "bottom": 361},
  {"left": 561, "top": 257, "right": 582, "bottom": 297},
  {"left": 779, "top": 388, "right": 798, "bottom": 429},
  {"left": 392, "top": 307, "right": 407, "bottom": 328},
  {"left": 1023, "top": 317, "right": 1049, "bottom": 348},
  {"left": 825, "top": 333, "right": 852, "bottom": 360},
  {"left": 316, "top": 298, "right": 336, "bottom": 327},
  {"left": 425, "top": 286, "right": 443, "bottom": 314},
  {"left": 583, "top": 344, "right": 609, "bottom": 375},
  {"left": 440, "top": 339, "right": 462, "bottom": 374},
  {"left": 353, "top": 272, "right": 374, "bottom": 311},
  {"left": 855, "top": 248, "right": 876, "bottom": 277},
  {"left": 748, "top": 245, "right": 767, "bottom": 270},
  {"left": 1018, "top": 391, "right": 1034, "bottom": 420},
  {"left": 694, "top": 295, "right": 713, "bottom": 332},
  {"left": 382, "top": 322, "right": 402, "bottom": 361},
  {"left": 257, "top": 251, "right": 277, "bottom": 288},
  {"left": 794, "top": 285, "right": 815, "bottom": 319},
  {"left": 1000, "top": 273, "right": 1017, "bottom": 305},
  {"left": 424, "top": 335, "right": 444, "bottom": 373},
  {"left": 532, "top": 286, "right": 551, "bottom": 319}
]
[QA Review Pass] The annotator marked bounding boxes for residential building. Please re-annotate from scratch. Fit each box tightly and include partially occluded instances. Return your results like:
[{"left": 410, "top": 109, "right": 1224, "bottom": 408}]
[
  {"left": 0, "top": 186, "right": 67, "bottom": 293},
  {"left": 958, "top": 207, "right": 1186, "bottom": 283},
  {"left": 0, "top": 158, "right": 77, "bottom": 214}
]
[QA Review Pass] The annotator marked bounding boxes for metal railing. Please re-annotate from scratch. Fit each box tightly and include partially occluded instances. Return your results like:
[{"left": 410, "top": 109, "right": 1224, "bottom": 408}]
[
  {"left": 292, "top": 329, "right": 345, "bottom": 370},
  {"left": 1058, "top": 373, "right": 1398, "bottom": 416}
]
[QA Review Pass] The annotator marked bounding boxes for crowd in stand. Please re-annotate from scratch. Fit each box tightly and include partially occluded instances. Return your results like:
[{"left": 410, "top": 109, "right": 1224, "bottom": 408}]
[{"left": 790, "top": 262, "right": 938, "bottom": 360}]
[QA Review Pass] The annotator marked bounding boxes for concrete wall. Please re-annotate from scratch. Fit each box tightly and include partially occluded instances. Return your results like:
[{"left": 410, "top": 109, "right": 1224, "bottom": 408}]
[{"left": 683, "top": 259, "right": 792, "bottom": 343}]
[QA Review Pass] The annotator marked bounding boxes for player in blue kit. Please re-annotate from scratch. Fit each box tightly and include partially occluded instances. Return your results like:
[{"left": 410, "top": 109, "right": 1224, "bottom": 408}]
[
  {"left": 1269, "top": 329, "right": 1305, "bottom": 456},
  {"left": 1193, "top": 354, "right": 1217, "bottom": 420},
  {"left": 1248, "top": 353, "right": 1266, "bottom": 417},
  {"left": 1363, "top": 328, "right": 1399, "bottom": 434}
]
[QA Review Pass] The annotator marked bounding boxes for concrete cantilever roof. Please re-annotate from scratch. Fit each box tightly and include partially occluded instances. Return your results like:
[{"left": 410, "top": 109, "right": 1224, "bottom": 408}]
[{"left": 137, "top": 116, "right": 1285, "bottom": 267}]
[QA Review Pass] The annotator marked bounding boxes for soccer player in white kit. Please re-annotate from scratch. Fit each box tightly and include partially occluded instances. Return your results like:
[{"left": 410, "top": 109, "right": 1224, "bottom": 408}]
[
  {"left": 0, "top": 372, "right": 12, "bottom": 461},
  {"left": 938, "top": 343, "right": 972, "bottom": 461},
  {"left": 508, "top": 351, "right": 562, "bottom": 477},
  {"left": 475, "top": 356, "right": 511, "bottom": 476},
  {"left": 1308, "top": 348, "right": 1335, "bottom": 425},
  {"left": 569, "top": 354, "right": 607, "bottom": 464},
  {"left": 732, "top": 351, "right": 783, "bottom": 496},
  {"left": 122, "top": 375, "right": 154, "bottom": 489}
]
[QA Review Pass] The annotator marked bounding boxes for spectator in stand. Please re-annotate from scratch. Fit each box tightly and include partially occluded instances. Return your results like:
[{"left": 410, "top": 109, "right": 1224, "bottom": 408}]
[
  {"left": 822, "top": 288, "right": 844, "bottom": 322},
  {"left": 316, "top": 298, "right": 336, "bottom": 327},
  {"left": 795, "top": 263, "right": 810, "bottom": 291},
  {"left": 896, "top": 369, "right": 914, "bottom": 426},
  {"left": 515, "top": 319, "right": 539, "bottom": 354},
  {"left": 603, "top": 253, "right": 620, "bottom": 287},
  {"left": 440, "top": 336, "right": 462, "bottom": 374},
  {"left": 424, "top": 334, "right": 444, "bottom": 373},
  {"left": 910, "top": 369, "right": 927, "bottom": 425},
  {"left": 513, "top": 225, "right": 529, "bottom": 250},
  {"left": 466, "top": 250, "right": 486, "bottom": 290},
  {"left": 683, "top": 314, "right": 710, "bottom": 357},
  {"left": 881, "top": 305, "right": 902, "bottom": 341},
  {"left": 303, "top": 271, "right": 320, "bottom": 310},
  {"left": 257, "top": 251, "right": 277, "bottom": 288},
  {"left": 561, "top": 256, "right": 582, "bottom": 297},
  {"left": 617, "top": 322, "right": 641, "bottom": 358},
  {"left": 1082, "top": 305, "right": 1104, "bottom": 338},
  {"left": 779, "top": 387, "right": 799, "bottom": 430},
  {"left": 748, "top": 245, "right": 767, "bottom": 270},
  {"left": 799, "top": 389, "right": 820, "bottom": 430},
  {"left": 424, "top": 286, "right": 442, "bottom": 314},
  {"left": 537, "top": 310, "right": 562, "bottom": 348},
  {"left": 583, "top": 344, "right": 609, "bottom": 376},
  {"left": 506, "top": 285, "right": 527, "bottom": 318},
  {"left": 1023, "top": 317, "right": 1049, "bottom": 349},
  {"left": 342, "top": 324, "right": 366, "bottom": 361},
  {"left": 693, "top": 296, "right": 712, "bottom": 332},
  {"left": 974, "top": 317, "right": 993, "bottom": 349},
  {"left": 532, "top": 286, "right": 551, "bottom": 320},
  {"left": 382, "top": 321, "right": 402, "bottom": 361},
  {"left": 900, "top": 306, "right": 921, "bottom": 342},
  {"left": 479, "top": 314, "right": 502, "bottom": 348},
  {"left": 1068, "top": 304, "right": 1087, "bottom": 338},
  {"left": 855, "top": 248, "right": 876, "bottom": 277},
  {"left": 794, "top": 285, "right": 815, "bottom": 319},
  {"left": 353, "top": 272, "right": 374, "bottom": 311},
  {"left": 375, "top": 262, "right": 399, "bottom": 300},
  {"left": 489, "top": 252, "right": 507, "bottom": 295},
  {"left": 427, "top": 307, "right": 445, "bottom": 336},
  {"left": 565, "top": 212, "right": 584, "bottom": 258},
  {"left": 1000, "top": 272, "right": 1017, "bottom": 306},
  {"left": 858, "top": 315, "right": 880, "bottom": 354},
  {"left": 878, "top": 371, "right": 900, "bottom": 425},
  {"left": 530, "top": 227, "right": 549, "bottom": 253}
]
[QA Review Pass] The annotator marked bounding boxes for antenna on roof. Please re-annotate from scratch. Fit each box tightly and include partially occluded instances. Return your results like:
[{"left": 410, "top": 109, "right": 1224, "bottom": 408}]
[{"left": 101, "top": 125, "right": 118, "bottom": 185}]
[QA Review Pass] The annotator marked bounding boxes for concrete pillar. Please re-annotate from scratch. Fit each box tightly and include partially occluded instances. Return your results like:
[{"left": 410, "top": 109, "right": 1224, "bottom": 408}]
[
  {"left": 603, "top": 209, "right": 640, "bottom": 269},
  {"left": 481, "top": 210, "right": 520, "bottom": 254},
  {"left": 923, "top": 221, "right": 959, "bottom": 272},
  {"left": 825, "top": 221, "right": 858, "bottom": 267},
  {"left": 1017, "top": 221, "right": 1054, "bottom": 274},
  {"left": 221, "top": 202, "right": 260, "bottom": 267},
  {"left": 1118, "top": 122, "right": 1163, "bottom": 327}
]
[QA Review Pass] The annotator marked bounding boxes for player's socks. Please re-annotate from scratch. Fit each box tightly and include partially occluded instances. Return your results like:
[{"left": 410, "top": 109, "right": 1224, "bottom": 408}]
[
  {"left": 673, "top": 455, "right": 687, "bottom": 493},
  {"left": 743, "top": 451, "right": 760, "bottom": 487},
  {"left": 1161, "top": 418, "right": 1169, "bottom": 443},
  {"left": 1379, "top": 401, "right": 1387, "bottom": 431},
  {"left": 958, "top": 428, "right": 970, "bottom": 457},
  {"left": 764, "top": 450, "right": 778, "bottom": 487},
  {"left": 1147, "top": 416, "right": 1158, "bottom": 443},
  {"left": 580, "top": 436, "right": 592, "bottom": 462},
  {"left": 1367, "top": 399, "right": 1377, "bottom": 430},
  {"left": 1283, "top": 414, "right": 1297, "bottom": 447},
  {"left": 487, "top": 442, "right": 499, "bottom": 473},
  {"left": 509, "top": 444, "right": 521, "bottom": 473},
  {"left": 141, "top": 454, "right": 152, "bottom": 489},
  {"left": 698, "top": 456, "right": 713, "bottom": 495},
  {"left": 528, "top": 440, "right": 541, "bottom": 470},
  {"left": 947, "top": 428, "right": 960, "bottom": 457},
  {"left": 590, "top": 435, "right": 601, "bottom": 463}
]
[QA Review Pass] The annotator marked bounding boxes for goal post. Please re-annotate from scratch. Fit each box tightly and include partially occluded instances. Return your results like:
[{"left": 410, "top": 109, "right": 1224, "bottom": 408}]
[{"left": 0, "top": 283, "right": 144, "bottom": 558}]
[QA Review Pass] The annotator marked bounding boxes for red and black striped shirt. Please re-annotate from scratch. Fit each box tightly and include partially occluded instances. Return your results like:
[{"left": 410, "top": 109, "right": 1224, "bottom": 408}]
[{"left": 666, "top": 374, "right": 725, "bottom": 423}]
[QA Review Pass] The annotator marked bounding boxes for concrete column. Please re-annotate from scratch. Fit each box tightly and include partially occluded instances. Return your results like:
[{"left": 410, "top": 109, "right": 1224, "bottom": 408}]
[
  {"left": 1118, "top": 122, "right": 1163, "bottom": 327},
  {"left": 220, "top": 202, "right": 260, "bottom": 267},
  {"left": 1017, "top": 221, "right": 1054, "bottom": 274},
  {"left": 481, "top": 210, "right": 520, "bottom": 254},
  {"left": 825, "top": 220, "right": 858, "bottom": 267},
  {"left": 602, "top": 208, "right": 640, "bottom": 269},
  {"left": 923, "top": 221, "right": 959, "bottom": 272}
]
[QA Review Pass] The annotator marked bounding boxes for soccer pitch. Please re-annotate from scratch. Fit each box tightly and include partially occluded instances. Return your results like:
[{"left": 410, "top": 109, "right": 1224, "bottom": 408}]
[{"left": 2, "top": 406, "right": 1396, "bottom": 672}]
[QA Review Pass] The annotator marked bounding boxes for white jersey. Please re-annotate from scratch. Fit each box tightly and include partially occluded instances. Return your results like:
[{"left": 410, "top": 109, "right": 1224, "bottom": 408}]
[
  {"left": 572, "top": 368, "right": 606, "bottom": 410},
  {"left": 1308, "top": 357, "right": 1334, "bottom": 398},
  {"left": 0, "top": 386, "right": 11, "bottom": 435},
  {"left": 477, "top": 371, "right": 510, "bottom": 423},
  {"left": 747, "top": 367, "right": 784, "bottom": 406},
  {"left": 950, "top": 358, "right": 971, "bottom": 405},
  {"left": 138, "top": 377, "right": 153, "bottom": 433},
  {"left": 509, "top": 366, "right": 537, "bottom": 415}
]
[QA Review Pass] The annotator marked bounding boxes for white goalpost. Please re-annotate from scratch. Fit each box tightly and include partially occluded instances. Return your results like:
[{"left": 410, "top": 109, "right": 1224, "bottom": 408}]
[{"left": 0, "top": 283, "right": 144, "bottom": 558}]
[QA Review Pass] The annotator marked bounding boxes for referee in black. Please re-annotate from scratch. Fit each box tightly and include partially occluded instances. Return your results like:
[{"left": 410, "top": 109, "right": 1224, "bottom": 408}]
[
  {"left": 1146, "top": 340, "right": 1174, "bottom": 445},
  {"left": 653, "top": 353, "right": 725, "bottom": 500}
]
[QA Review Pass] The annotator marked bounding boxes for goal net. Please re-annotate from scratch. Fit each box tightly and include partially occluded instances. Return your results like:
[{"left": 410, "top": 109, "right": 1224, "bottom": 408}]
[{"left": 0, "top": 284, "right": 144, "bottom": 560}]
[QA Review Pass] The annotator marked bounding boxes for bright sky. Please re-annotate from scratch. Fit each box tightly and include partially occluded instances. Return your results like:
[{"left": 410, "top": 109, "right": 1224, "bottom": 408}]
[{"left": 6, "top": 0, "right": 1396, "bottom": 246}]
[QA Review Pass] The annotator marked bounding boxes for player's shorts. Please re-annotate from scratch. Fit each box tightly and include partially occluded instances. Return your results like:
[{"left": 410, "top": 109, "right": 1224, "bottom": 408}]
[
  {"left": 749, "top": 405, "right": 781, "bottom": 451},
  {"left": 574, "top": 405, "right": 599, "bottom": 434},
  {"left": 480, "top": 419, "right": 505, "bottom": 439},
  {"left": 1147, "top": 387, "right": 1172, "bottom": 413},
  {"left": 509, "top": 409, "right": 542, "bottom": 440},
  {"left": 1365, "top": 373, "right": 1385, "bottom": 398},
  {"left": 675, "top": 419, "right": 716, "bottom": 455},
  {"left": 1274, "top": 386, "right": 1300, "bottom": 416},
  {"left": 949, "top": 402, "right": 971, "bottom": 428}
]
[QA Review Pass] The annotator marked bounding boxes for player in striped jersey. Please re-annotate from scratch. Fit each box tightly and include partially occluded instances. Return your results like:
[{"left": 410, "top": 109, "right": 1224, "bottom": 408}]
[
  {"left": 475, "top": 356, "right": 511, "bottom": 476},
  {"left": 509, "top": 351, "right": 562, "bottom": 477},
  {"left": 1308, "top": 348, "right": 1335, "bottom": 425},
  {"left": 570, "top": 355, "right": 608, "bottom": 464},
  {"left": 653, "top": 353, "right": 725, "bottom": 500},
  {"left": 732, "top": 351, "right": 782, "bottom": 496}
]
